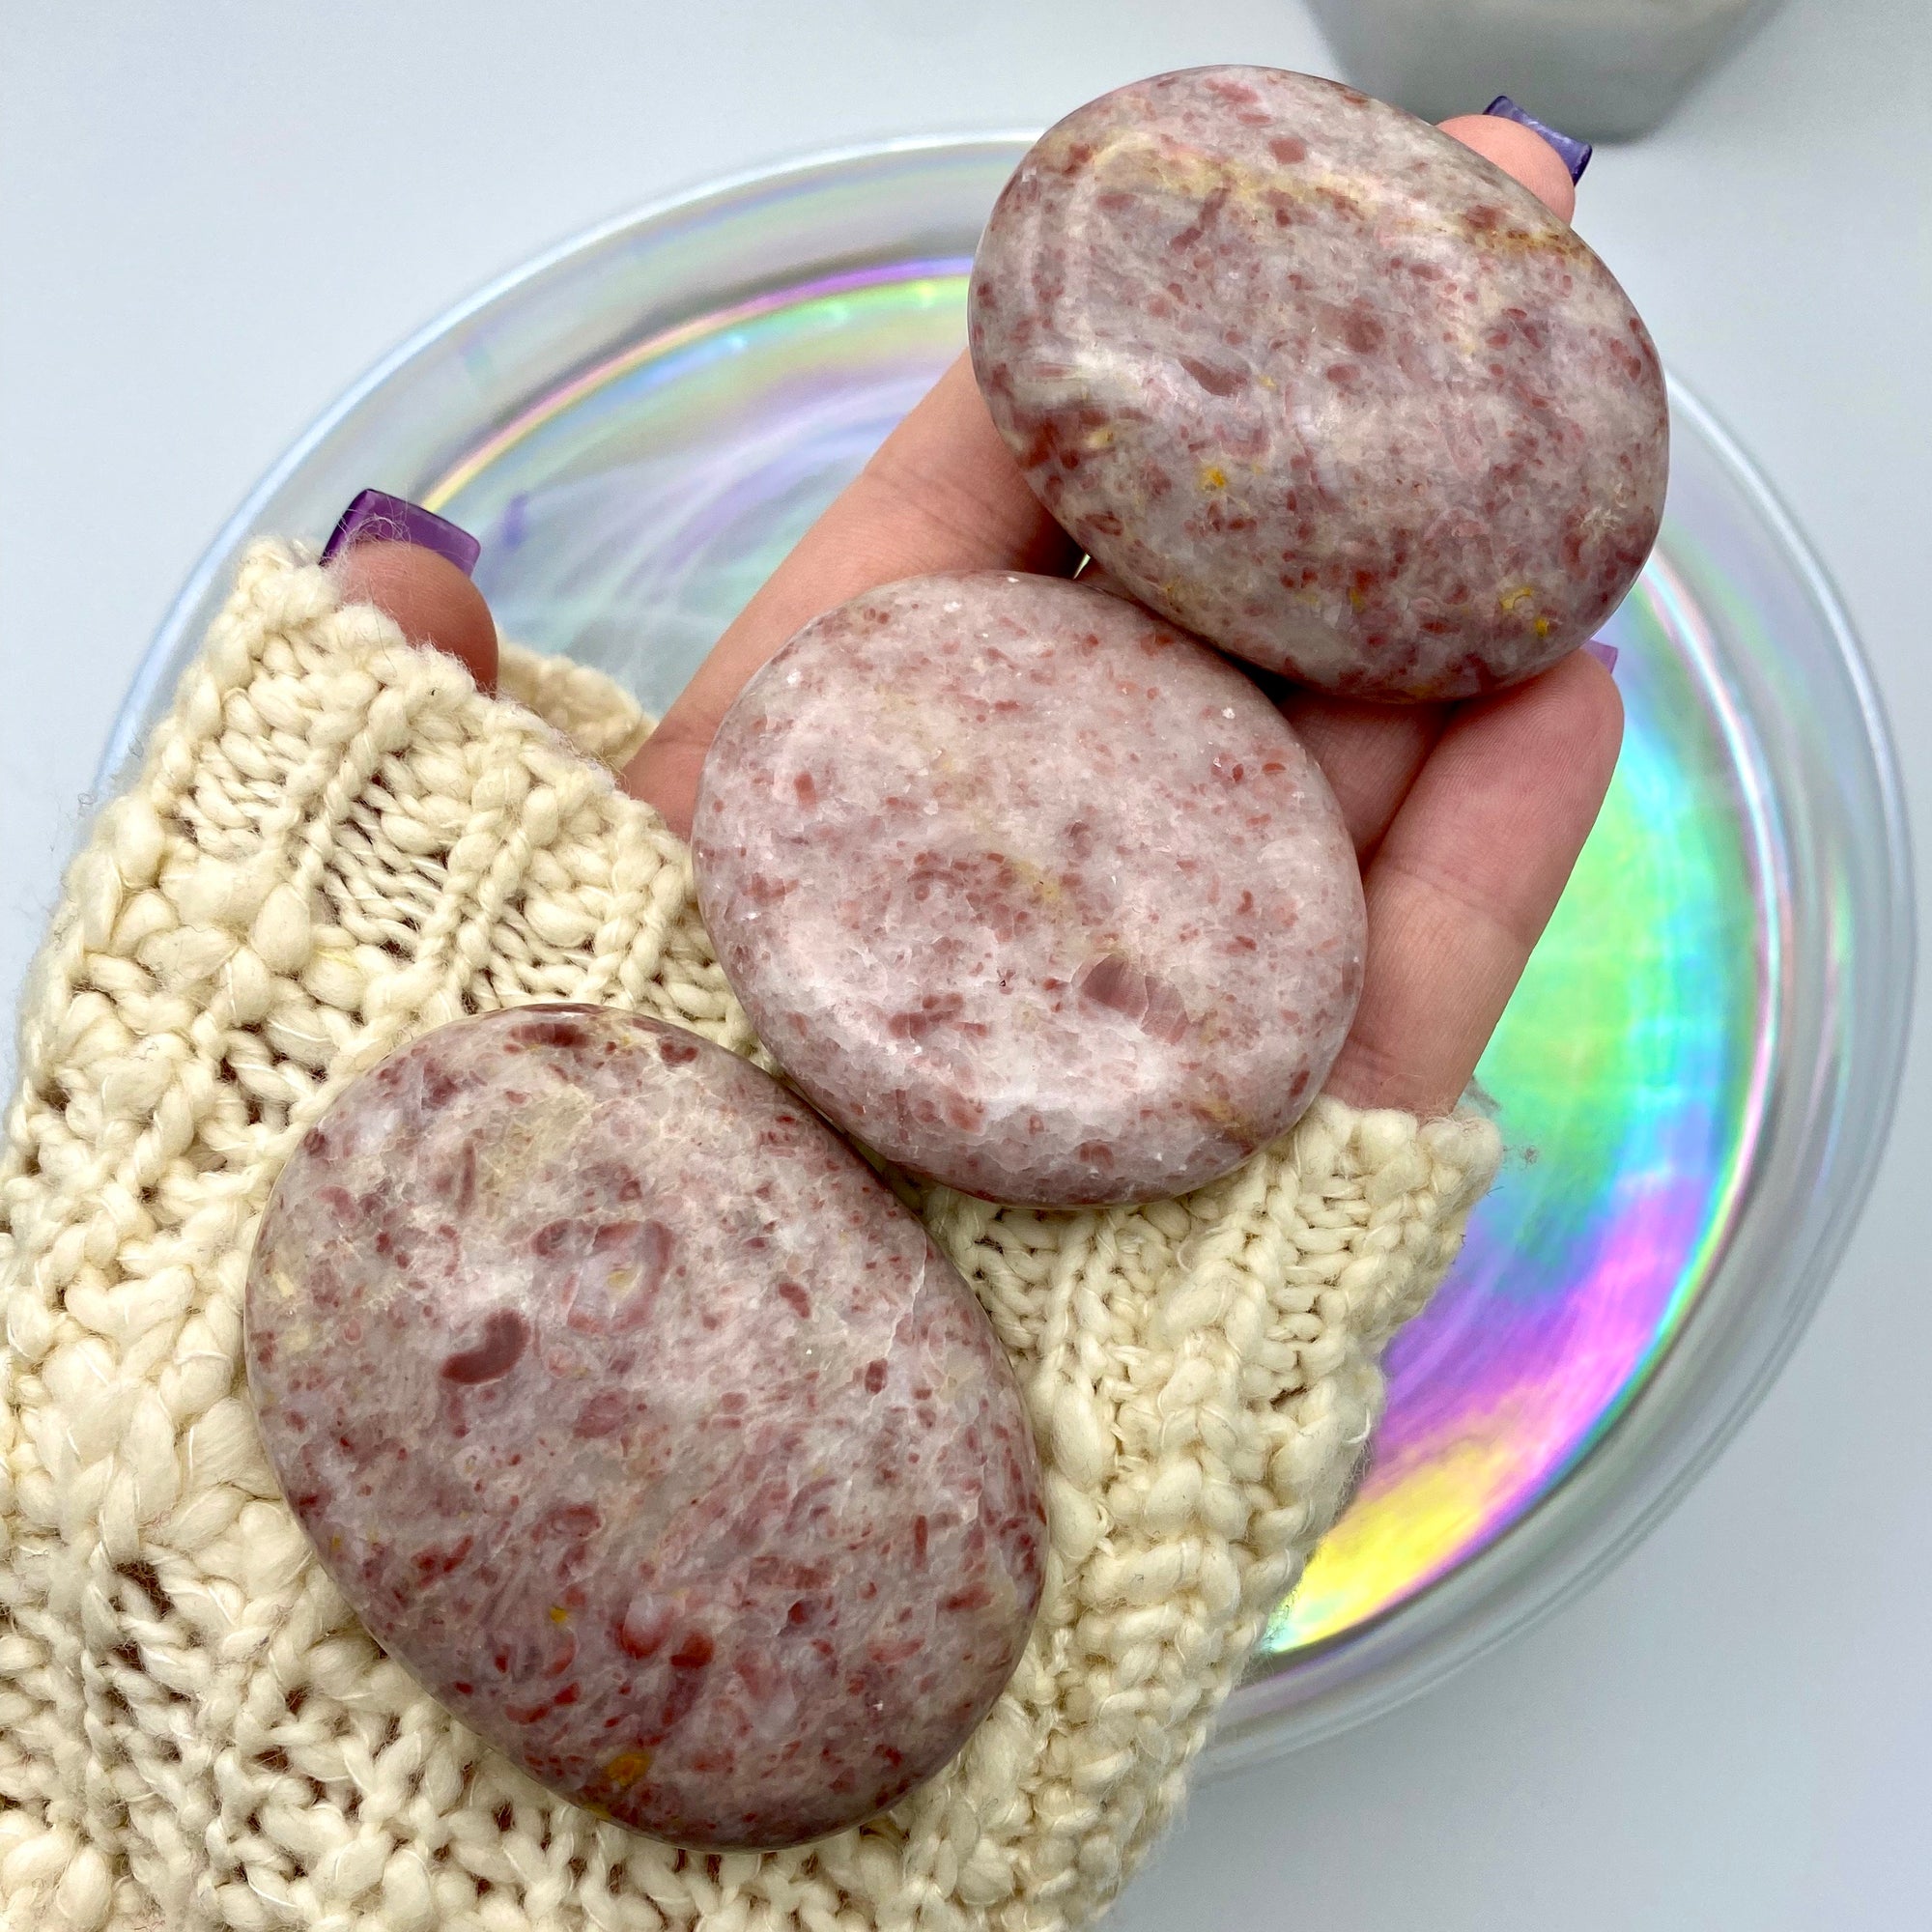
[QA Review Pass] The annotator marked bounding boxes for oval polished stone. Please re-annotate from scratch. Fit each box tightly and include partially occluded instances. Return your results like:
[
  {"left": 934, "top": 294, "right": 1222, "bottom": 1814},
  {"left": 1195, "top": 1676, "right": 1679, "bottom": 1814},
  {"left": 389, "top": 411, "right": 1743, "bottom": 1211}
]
[
  {"left": 693, "top": 572, "right": 1365, "bottom": 1207},
  {"left": 244, "top": 1005, "right": 1045, "bottom": 1851},
  {"left": 970, "top": 66, "right": 1669, "bottom": 700}
]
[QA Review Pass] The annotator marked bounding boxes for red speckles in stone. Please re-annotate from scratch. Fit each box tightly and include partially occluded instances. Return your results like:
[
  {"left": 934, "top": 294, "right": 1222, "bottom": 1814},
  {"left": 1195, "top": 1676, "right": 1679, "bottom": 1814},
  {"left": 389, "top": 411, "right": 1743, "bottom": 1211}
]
[
  {"left": 693, "top": 573, "right": 1363, "bottom": 1207},
  {"left": 1074, "top": 953, "right": 1192, "bottom": 1044},
  {"left": 970, "top": 66, "right": 1668, "bottom": 700},
  {"left": 244, "top": 1006, "right": 1044, "bottom": 1850},
  {"left": 440, "top": 1308, "right": 529, "bottom": 1384}
]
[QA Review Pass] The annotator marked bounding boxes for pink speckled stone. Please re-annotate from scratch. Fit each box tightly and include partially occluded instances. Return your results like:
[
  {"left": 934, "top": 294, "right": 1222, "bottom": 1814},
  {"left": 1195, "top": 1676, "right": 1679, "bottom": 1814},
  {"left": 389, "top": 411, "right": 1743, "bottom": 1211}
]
[
  {"left": 969, "top": 66, "right": 1669, "bottom": 700},
  {"left": 244, "top": 1006, "right": 1044, "bottom": 1851},
  {"left": 692, "top": 573, "right": 1364, "bottom": 1207}
]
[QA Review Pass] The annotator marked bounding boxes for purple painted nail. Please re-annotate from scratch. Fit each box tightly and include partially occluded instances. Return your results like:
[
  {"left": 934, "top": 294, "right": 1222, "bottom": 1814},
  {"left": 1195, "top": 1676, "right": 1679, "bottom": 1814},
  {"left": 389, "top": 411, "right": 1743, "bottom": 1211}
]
[
  {"left": 1485, "top": 95, "right": 1593, "bottom": 185},
  {"left": 321, "top": 489, "right": 481, "bottom": 577},
  {"left": 1584, "top": 640, "right": 1620, "bottom": 672}
]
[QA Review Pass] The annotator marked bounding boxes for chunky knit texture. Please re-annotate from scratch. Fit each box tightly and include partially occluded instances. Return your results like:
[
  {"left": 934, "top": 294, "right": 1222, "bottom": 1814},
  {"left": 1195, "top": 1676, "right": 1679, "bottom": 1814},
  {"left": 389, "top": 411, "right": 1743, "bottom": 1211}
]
[{"left": 0, "top": 544, "right": 1502, "bottom": 1931}]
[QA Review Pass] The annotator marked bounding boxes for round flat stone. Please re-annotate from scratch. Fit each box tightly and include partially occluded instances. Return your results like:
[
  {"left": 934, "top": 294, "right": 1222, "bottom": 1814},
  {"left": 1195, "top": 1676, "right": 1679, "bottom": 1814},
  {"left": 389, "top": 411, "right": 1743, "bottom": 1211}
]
[
  {"left": 969, "top": 66, "right": 1669, "bottom": 700},
  {"left": 244, "top": 1005, "right": 1045, "bottom": 1851},
  {"left": 692, "top": 572, "right": 1364, "bottom": 1207}
]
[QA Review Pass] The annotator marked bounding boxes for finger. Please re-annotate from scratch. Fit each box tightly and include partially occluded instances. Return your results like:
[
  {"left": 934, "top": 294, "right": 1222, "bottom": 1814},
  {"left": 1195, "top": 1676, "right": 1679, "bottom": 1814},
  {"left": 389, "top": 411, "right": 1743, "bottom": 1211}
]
[
  {"left": 330, "top": 539, "right": 499, "bottom": 693},
  {"left": 1436, "top": 113, "right": 1577, "bottom": 221},
  {"left": 1075, "top": 569, "right": 1450, "bottom": 863},
  {"left": 1321, "top": 650, "right": 1623, "bottom": 1116},
  {"left": 624, "top": 355, "right": 1077, "bottom": 833},
  {"left": 1279, "top": 693, "right": 1451, "bottom": 861}
]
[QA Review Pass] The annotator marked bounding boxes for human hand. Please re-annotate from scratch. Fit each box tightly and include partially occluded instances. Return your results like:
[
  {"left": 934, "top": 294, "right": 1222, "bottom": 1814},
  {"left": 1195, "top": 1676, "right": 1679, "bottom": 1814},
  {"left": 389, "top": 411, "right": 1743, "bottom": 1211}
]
[{"left": 337, "top": 107, "right": 1619, "bottom": 1122}]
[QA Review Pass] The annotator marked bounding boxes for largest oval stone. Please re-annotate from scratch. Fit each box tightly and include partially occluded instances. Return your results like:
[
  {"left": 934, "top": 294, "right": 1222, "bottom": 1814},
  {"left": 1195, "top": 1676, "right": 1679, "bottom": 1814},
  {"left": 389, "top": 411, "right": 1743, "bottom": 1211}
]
[
  {"left": 970, "top": 66, "right": 1669, "bottom": 700},
  {"left": 244, "top": 1005, "right": 1045, "bottom": 1851}
]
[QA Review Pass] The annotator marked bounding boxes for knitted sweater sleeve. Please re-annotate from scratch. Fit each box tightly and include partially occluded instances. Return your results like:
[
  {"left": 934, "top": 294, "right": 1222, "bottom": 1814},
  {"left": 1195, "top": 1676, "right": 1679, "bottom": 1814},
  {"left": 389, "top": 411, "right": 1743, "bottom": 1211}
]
[{"left": 0, "top": 543, "right": 1502, "bottom": 1932}]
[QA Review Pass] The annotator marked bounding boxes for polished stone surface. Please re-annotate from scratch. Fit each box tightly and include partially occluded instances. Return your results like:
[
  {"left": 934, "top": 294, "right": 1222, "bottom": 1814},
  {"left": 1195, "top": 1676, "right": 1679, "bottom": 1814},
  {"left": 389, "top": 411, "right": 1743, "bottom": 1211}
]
[
  {"left": 693, "top": 573, "right": 1364, "bottom": 1207},
  {"left": 244, "top": 1005, "right": 1045, "bottom": 1850},
  {"left": 970, "top": 66, "right": 1669, "bottom": 701}
]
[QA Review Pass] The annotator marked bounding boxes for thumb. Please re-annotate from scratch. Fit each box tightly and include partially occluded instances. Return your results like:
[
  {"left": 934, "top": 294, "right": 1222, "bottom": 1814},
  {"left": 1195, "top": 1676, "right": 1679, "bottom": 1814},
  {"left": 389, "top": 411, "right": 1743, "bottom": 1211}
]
[{"left": 322, "top": 490, "right": 498, "bottom": 693}]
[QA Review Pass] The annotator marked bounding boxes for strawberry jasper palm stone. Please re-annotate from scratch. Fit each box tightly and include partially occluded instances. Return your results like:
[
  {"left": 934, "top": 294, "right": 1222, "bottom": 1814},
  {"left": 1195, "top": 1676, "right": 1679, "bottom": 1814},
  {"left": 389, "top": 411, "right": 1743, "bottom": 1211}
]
[
  {"left": 244, "top": 1005, "right": 1046, "bottom": 1851},
  {"left": 970, "top": 66, "right": 1669, "bottom": 699},
  {"left": 694, "top": 572, "right": 1365, "bottom": 1208}
]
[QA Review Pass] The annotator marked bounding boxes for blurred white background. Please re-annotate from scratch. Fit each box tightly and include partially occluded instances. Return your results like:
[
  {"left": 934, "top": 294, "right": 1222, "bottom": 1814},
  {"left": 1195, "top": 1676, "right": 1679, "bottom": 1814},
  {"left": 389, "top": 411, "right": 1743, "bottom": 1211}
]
[{"left": 4, "top": 3, "right": 1928, "bottom": 1923}]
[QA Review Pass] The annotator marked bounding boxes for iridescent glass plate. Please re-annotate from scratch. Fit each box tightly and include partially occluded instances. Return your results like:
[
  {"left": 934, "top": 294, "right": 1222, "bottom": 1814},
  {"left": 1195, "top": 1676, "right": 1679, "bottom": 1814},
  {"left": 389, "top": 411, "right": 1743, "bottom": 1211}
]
[{"left": 105, "top": 139, "right": 1912, "bottom": 1766}]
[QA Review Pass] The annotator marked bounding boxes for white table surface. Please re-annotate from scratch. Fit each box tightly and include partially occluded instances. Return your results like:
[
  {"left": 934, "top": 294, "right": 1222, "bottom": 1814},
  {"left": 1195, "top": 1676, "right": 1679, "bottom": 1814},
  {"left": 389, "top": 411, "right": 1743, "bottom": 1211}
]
[{"left": 4, "top": 4, "right": 1928, "bottom": 1924}]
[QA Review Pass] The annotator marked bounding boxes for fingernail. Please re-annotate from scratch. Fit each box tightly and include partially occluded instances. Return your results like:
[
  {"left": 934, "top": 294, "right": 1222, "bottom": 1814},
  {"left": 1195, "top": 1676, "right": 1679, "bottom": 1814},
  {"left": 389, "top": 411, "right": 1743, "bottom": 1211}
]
[
  {"left": 321, "top": 489, "right": 481, "bottom": 577},
  {"left": 1485, "top": 95, "right": 1593, "bottom": 185},
  {"left": 1584, "top": 639, "right": 1619, "bottom": 671}
]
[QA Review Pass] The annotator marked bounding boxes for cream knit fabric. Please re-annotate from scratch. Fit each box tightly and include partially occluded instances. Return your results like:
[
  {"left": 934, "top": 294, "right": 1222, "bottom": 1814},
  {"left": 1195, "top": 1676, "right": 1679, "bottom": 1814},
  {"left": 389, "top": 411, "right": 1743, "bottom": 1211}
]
[{"left": 0, "top": 543, "right": 1502, "bottom": 1932}]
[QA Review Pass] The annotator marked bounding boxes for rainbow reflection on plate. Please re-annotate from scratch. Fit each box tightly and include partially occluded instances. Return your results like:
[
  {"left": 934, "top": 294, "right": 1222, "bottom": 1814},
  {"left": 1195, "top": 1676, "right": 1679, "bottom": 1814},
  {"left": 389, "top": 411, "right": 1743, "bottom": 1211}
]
[
  {"left": 106, "top": 139, "right": 1907, "bottom": 1762},
  {"left": 411, "top": 260, "right": 1774, "bottom": 1659},
  {"left": 1270, "top": 553, "right": 1775, "bottom": 1654}
]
